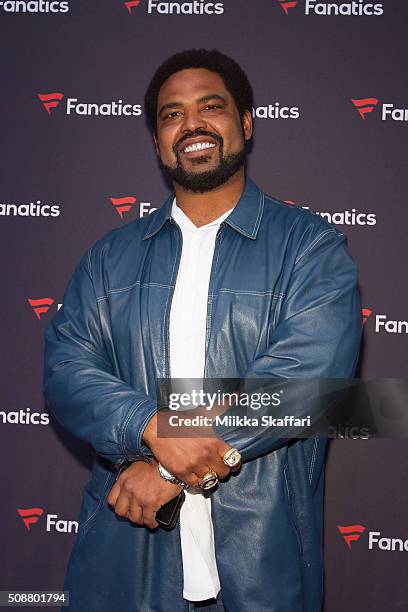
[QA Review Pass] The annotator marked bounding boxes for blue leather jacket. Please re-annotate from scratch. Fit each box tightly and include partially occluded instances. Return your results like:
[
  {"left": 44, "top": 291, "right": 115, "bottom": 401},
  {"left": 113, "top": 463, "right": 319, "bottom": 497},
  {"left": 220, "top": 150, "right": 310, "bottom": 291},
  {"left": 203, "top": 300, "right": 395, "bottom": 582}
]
[{"left": 43, "top": 177, "right": 362, "bottom": 612}]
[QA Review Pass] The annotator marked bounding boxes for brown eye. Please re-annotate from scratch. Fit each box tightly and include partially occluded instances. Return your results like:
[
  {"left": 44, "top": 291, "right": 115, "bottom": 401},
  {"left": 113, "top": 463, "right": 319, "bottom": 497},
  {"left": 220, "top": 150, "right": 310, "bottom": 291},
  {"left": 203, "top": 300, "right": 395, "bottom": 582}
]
[{"left": 163, "top": 111, "right": 181, "bottom": 120}]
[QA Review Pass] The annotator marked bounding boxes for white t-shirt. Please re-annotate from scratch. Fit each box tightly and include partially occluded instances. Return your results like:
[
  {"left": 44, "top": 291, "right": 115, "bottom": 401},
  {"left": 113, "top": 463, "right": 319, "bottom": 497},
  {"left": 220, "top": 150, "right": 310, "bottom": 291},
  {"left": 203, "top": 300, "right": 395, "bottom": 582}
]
[{"left": 169, "top": 198, "right": 233, "bottom": 601}]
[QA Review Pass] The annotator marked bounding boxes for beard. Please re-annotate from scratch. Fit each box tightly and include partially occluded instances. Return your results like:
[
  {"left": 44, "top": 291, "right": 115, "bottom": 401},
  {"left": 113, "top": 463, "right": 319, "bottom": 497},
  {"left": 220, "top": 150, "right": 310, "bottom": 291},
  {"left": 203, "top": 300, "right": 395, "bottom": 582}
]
[{"left": 163, "top": 132, "right": 246, "bottom": 193}]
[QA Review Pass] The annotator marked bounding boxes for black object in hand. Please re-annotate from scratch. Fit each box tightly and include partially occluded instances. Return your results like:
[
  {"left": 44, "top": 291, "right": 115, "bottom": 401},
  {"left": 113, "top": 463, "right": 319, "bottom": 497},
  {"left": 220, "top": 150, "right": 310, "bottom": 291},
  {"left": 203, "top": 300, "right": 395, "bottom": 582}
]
[
  {"left": 156, "top": 491, "right": 186, "bottom": 529},
  {"left": 114, "top": 461, "right": 185, "bottom": 530}
]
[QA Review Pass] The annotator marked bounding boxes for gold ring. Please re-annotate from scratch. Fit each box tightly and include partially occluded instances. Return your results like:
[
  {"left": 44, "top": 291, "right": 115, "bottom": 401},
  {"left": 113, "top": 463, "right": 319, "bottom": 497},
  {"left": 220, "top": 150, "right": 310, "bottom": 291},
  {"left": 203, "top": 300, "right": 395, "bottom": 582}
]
[
  {"left": 222, "top": 448, "right": 241, "bottom": 468},
  {"left": 198, "top": 470, "right": 219, "bottom": 490}
]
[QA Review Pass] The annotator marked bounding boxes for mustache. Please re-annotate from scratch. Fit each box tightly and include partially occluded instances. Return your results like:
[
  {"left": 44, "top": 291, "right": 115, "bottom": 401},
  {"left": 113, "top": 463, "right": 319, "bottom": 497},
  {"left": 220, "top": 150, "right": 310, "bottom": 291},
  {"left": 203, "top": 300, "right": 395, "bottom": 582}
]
[{"left": 173, "top": 129, "right": 223, "bottom": 154}]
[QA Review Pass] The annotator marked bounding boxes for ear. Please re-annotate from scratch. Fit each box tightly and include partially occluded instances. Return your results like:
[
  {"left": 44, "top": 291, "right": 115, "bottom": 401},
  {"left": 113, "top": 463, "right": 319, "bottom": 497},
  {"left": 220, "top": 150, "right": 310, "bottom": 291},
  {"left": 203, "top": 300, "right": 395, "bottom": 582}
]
[
  {"left": 242, "top": 110, "right": 253, "bottom": 141},
  {"left": 153, "top": 134, "right": 160, "bottom": 156}
]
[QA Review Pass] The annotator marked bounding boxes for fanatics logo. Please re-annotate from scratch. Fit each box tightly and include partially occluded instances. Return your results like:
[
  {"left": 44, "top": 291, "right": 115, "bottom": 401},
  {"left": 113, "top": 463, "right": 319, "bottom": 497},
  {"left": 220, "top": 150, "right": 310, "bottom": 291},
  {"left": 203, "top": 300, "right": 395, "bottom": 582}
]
[
  {"left": 337, "top": 524, "right": 366, "bottom": 549},
  {"left": 27, "top": 297, "right": 54, "bottom": 320},
  {"left": 252, "top": 103, "right": 300, "bottom": 120},
  {"left": 1, "top": 408, "right": 50, "bottom": 426},
  {"left": 282, "top": 200, "right": 376, "bottom": 227},
  {"left": 337, "top": 524, "right": 408, "bottom": 552},
  {"left": 362, "top": 308, "right": 372, "bottom": 325},
  {"left": 276, "top": 1, "right": 383, "bottom": 16},
  {"left": 0, "top": 1, "right": 69, "bottom": 12},
  {"left": 124, "top": 0, "right": 141, "bottom": 12},
  {"left": 17, "top": 507, "right": 44, "bottom": 531},
  {"left": 361, "top": 308, "right": 408, "bottom": 334},
  {"left": 375, "top": 314, "right": 408, "bottom": 334},
  {"left": 110, "top": 197, "right": 158, "bottom": 220},
  {"left": 37, "top": 92, "right": 64, "bottom": 115},
  {"left": 352, "top": 98, "right": 408, "bottom": 122},
  {"left": 110, "top": 196, "right": 136, "bottom": 220},
  {"left": 306, "top": 1, "right": 383, "bottom": 15},
  {"left": 351, "top": 98, "right": 379, "bottom": 120},
  {"left": 277, "top": 0, "right": 297, "bottom": 15},
  {"left": 17, "top": 507, "right": 78, "bottom": 533},
  {"left": 36, "top": 91, "right": 142, "bottom": 117},
  {"left": 0, "top": 199, "right": 60, "bottom": 217},
  {"left": 129, "top": 0, "right": 224, "bottom": 15}
]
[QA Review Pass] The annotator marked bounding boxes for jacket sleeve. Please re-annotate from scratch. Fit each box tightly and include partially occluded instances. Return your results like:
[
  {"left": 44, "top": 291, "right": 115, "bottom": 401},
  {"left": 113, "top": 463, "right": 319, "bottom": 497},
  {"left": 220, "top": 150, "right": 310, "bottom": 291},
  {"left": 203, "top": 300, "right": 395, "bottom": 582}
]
[
  {"left": 43, "top": 249, "right": 157, "bottom": 467},
  {"left": 214, "top": 228, "right": 362, "bottom": 462}
]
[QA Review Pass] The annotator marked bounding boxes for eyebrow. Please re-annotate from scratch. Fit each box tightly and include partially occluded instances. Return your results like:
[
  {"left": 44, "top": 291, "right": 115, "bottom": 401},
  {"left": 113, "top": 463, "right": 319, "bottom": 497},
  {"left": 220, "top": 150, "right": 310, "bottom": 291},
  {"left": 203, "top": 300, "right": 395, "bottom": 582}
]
[{"left": 158, "top": 94, "right": 226, "bottom": 117}]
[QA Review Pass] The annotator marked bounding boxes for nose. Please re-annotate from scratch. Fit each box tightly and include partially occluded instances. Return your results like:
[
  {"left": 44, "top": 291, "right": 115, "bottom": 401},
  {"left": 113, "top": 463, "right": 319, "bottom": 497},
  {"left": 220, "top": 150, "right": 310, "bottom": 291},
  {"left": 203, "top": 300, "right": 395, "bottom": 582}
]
[{"left": 180, "top": 106, "right": 207, "bottom": 134}]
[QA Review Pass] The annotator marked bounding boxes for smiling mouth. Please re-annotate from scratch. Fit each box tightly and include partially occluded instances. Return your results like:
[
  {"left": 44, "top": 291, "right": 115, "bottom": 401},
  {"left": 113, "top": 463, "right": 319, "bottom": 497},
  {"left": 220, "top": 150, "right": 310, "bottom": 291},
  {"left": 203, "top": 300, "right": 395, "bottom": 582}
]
[{"left": 182, "top": 141, "right": 217, "bottom": 154}]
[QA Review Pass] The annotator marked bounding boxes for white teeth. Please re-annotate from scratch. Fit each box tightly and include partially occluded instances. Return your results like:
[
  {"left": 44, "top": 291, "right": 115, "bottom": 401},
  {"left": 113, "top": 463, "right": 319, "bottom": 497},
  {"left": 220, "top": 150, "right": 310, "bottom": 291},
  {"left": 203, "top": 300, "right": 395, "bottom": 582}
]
[{"left": 183, "top": 141, "right": 216, "bottom": 153}]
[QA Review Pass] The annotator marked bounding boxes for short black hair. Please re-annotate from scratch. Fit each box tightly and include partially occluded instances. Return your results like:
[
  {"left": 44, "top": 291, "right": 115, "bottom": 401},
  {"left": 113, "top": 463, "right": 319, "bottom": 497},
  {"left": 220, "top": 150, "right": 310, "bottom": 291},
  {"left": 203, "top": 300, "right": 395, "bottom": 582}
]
[{"left": 144, "top": 48, "right": 254, "bottom": 134}]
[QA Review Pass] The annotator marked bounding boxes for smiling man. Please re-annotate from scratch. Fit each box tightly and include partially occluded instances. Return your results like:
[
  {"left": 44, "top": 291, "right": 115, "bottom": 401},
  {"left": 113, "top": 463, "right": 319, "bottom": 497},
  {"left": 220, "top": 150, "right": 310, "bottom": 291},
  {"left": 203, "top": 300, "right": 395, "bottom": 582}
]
[
  {"left": 153, "top": 66, "right": 251, "bottom": 202},
  {"left": 44, "top": 49, "right": 362, "bottom": 612}
]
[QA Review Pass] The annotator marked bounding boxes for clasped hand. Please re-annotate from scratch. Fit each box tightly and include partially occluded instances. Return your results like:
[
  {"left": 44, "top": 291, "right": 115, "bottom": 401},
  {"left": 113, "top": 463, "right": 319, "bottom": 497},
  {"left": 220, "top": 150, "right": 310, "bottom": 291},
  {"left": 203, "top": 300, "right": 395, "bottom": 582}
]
[
  {"left": 107, "top": 457, "right": 182, "bottom": 530},
  {"left": 108, "top": 406, "right": 241, "bottom": 528},
  {"left": 142, "top": 408, "right": 238, "bottom": 488}
]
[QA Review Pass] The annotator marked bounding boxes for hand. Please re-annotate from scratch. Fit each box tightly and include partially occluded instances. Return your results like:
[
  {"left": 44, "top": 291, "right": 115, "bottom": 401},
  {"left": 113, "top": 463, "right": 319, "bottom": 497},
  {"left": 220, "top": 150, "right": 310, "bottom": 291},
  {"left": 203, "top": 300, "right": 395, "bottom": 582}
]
[
  {"left": 142, "top": 407, "right": 240, "bottom": 488},
  {"left": 107, "top": 458, "right": 182, "bottom": 529}
]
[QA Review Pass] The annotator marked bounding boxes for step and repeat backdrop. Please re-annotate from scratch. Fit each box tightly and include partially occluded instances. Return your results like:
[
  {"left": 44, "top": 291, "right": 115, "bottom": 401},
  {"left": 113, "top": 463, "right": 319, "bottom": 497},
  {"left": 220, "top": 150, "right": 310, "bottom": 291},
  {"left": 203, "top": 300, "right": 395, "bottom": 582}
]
[{"left": 1, "top": 1, "right": 407, "bottom": 611}]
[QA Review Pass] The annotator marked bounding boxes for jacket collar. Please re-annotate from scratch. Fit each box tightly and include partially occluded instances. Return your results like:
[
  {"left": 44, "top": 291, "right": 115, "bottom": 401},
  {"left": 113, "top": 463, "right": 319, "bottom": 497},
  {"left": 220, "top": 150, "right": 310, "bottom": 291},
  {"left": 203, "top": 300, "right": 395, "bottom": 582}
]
[{"left": 142, "top": 176, "right": 264, "bottom": 241}]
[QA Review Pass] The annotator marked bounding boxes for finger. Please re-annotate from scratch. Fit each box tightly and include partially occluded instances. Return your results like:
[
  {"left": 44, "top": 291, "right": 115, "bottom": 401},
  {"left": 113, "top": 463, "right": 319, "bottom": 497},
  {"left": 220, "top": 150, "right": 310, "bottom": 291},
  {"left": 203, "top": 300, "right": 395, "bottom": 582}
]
[
  {"left": 127, "top": 502, "right": 143, "bottom": 525},
  {"left": 218, "top": 440, "right": 233, "bottom": 457},
  {"left": 107, "top": 482, "right": 121, "bottom": 507},
  {"left": 217, "top": 461, "right": 231, "bottom": 479},
  {"left": 188, "top": 445, "right": 230, "bottom": 480},
  {"left": 195, "top": 466, "right": 221, "bottom": 489},
  {"left": 218, "top": 444, "right": 241, "bottom": 476},
  {"left": 142, "top": 507, "right": 159, "bottom": 530},
  {"left": 114, "top": 493, "right": 131, "bottom": 518},
  {"left": 209, "top": 454, "right": 231, "bottom": 479},
  {"left": 183, "top": 472, "right": 201, "bottom": 488},
  {"left": 204, "top": 441, "right": 233, "bottom": 478}
]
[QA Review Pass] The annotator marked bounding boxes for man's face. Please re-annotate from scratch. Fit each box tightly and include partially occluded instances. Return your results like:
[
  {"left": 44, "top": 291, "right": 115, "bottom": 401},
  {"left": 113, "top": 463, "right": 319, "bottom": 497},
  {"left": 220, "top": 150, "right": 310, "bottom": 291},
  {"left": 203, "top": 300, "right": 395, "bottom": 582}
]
[{"left": 154, "top": 68, "right": 252, "bottom": 193}]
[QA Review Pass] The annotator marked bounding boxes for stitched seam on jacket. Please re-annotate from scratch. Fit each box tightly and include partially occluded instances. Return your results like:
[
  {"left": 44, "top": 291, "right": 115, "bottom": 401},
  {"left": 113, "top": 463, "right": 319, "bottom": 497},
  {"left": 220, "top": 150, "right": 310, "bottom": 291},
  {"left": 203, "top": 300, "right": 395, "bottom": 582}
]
[
  {"left": 309, "top": 436, "right": 319, "bottom": 484},
  {"left": 96, "top": 281, "right": 173, "bottom": 302},
  {"left": 251, "top": 190, "right": 264, "bottom": 236},
  {"left": 283, "top": 463, "right": 303, "bottom": 556},
  {"left": 87, "top": 248, "right": 93, "bottom": 280},
  {"left": 205, "top": 228, "right": 225, "bottom": 355},
  {"left": 226, "top": 219, "right": 251, "bottom": 237},
  {"left": 120, "top": 398, "right": 152, "bottom": 459},
  {"left": 295, "top": 229, "right": 337, "bottom": 266},
  {"left": 80, "top": 469, "right": 114, "bottom": 533},
  {"left": 137, "top": 407, "right": 159, "bottom": 460},
  {"left": 216, "top": 288, "right": 285, "bottom": 298},
  {"left": 164, "top": 234, "right": 181, "bottom": 376},
  {"left": 80, "top": 248, "right": 114, "bottom": 363},
  {"left": 226, "top": 190, "right": 263, "bottom": 239},
  {"left": 283, "top": 463, "right": 291, "bottom": 499}
]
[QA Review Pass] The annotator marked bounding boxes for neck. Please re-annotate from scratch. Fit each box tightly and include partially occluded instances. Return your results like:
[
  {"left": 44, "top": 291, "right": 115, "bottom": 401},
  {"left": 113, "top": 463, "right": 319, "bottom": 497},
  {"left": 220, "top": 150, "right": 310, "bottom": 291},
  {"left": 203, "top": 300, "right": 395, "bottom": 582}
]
[{"left": 173, "top": 168, "right": 245, "bottom": 228}]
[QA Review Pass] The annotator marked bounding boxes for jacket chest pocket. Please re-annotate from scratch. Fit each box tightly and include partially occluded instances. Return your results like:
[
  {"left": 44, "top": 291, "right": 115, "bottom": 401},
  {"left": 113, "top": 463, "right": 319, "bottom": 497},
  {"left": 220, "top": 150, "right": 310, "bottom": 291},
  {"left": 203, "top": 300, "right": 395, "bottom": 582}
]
[{"left": 206, "top": 290, "right": 284, "bottom": 377}]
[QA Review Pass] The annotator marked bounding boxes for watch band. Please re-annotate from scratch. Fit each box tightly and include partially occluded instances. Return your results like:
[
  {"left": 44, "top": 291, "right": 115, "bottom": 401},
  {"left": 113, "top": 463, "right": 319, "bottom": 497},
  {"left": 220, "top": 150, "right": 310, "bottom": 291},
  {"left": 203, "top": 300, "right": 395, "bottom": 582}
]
[{"left": 158, "top": 463, "right": 186, "bottom": 487}]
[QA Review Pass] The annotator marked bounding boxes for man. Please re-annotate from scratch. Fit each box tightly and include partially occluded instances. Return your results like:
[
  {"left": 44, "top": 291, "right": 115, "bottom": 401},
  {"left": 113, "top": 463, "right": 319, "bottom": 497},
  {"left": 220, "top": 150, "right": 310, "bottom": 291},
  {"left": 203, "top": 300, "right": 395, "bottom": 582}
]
[{"left": 43, "top": 49, "right": 362, "bottom": 612}]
